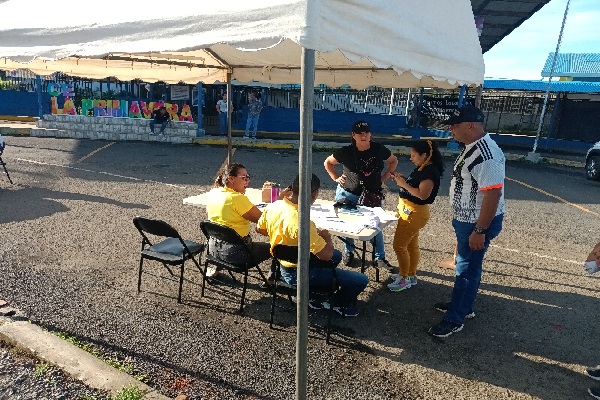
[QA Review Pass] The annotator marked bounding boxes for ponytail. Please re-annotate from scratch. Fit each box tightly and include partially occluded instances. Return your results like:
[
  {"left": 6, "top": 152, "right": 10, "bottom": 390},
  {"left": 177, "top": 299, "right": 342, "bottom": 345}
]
[{"left": 213, "top": 163, "right": 246, "bottom": 188}]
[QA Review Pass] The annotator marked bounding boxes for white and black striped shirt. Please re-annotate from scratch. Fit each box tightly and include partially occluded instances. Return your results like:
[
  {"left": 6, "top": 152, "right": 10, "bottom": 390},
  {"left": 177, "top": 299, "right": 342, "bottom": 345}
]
[{"left": 450, "top": 134, "right": 505, "bottom": 223}]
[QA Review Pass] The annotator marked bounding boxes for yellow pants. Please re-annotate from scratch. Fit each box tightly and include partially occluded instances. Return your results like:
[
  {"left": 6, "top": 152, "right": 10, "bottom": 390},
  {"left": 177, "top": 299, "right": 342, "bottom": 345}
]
[{"left": 392, "top": 199, "right": 430, "bottom": 278}]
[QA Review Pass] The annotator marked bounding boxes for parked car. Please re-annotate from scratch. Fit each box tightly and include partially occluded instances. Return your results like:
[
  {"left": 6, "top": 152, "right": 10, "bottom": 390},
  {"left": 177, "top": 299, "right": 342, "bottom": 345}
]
[{"left": 586, "top": 141, "right": 600, "bottom": 181}]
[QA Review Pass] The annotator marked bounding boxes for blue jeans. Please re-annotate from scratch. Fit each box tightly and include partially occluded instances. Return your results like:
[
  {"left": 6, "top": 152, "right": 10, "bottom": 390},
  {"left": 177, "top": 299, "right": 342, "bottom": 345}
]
[
  {"left": 280, "top": 249, "right": 368, "bottom": 307},
  {"left": 218, "top": 112, "right": 227, "bottom": 135},
  {"left": 335, "top": 185, "right": 386, "bottom": 260},
  {"left": 444, "top": 214, "right": 504, "bottom": 324},
  {"left": 150, "top": 120, "right": 167, "bottom": 133},
  {"left": 245, "top": 115, "right": 260, "bottom": 137}
]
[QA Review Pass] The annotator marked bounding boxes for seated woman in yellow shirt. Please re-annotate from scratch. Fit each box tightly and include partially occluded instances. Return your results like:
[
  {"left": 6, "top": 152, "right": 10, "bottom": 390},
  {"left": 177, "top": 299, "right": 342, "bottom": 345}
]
[{"left": 205, "top": 163, "right": 273, "bottom": 276}]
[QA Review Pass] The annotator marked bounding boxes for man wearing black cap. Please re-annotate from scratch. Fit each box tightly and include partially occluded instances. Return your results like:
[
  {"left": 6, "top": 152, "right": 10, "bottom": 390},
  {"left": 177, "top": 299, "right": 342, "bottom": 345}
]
[{"left": 429, "top": 106, "right": 505, "bottom": 338}]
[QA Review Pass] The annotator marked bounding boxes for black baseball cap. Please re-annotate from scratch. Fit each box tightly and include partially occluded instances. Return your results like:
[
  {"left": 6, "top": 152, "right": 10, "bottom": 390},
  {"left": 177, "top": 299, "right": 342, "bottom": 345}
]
[
  {"left": 441, "top": 106, "right": 485, "bottom": 125},
  {"left": 352, "top": 120, "right": 371, "bottom": 133}
]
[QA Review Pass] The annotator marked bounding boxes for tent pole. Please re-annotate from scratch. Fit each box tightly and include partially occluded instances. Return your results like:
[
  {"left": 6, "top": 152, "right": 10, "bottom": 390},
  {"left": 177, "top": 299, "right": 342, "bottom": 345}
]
[
  {"left": 226, "top": 72, "right": 232, "bottom": 165},
  {"left": 296, "top": 47, "right": 314, "bottom": 400},
  {"left": 36, "top": 75, "right": 44, "bottom": 120}
]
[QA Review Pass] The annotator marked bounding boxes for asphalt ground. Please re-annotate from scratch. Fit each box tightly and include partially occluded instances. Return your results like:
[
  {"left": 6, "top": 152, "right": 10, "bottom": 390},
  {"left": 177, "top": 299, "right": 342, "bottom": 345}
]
[{"left": 0, "top": 136, "right": 599, "bottom": 399}]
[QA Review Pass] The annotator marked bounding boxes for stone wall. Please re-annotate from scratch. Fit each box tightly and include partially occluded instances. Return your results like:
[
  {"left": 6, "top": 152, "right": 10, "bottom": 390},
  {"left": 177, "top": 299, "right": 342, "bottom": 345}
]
[{"left": 31, "top": 114, "right": 202, "bottom": 144}]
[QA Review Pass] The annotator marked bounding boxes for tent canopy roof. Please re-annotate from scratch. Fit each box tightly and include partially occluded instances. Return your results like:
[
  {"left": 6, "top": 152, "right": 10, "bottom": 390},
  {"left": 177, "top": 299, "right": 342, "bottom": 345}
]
[{"left": 0, "top": 0, "right": 485, "bottom": 89}]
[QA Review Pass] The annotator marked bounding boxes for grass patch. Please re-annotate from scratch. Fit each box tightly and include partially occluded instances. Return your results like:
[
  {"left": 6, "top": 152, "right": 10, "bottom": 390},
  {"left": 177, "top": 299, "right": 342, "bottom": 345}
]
[
  {"left": 113, "top": 385, "right": 144, "bottom": 400},
  {"left": 34, "top": 362, "right": 50, "bottom": 377},
  {"left": 53, "top": 331, "right": 138, "bottom": 378}
]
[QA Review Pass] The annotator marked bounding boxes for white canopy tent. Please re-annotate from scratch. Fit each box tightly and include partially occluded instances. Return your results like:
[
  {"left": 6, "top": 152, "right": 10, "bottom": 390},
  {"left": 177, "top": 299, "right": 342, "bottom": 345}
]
[
  {"left": 0, "top": 1, "right": 484, "bottom": 398},
  {"left": 0, "top": 1, "right": 483, "bottom": 88}
]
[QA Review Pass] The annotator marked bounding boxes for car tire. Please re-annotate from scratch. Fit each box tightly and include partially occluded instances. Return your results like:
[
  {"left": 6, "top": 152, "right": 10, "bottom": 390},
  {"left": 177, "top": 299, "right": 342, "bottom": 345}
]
[{"left": 586, "top": 155, "right": 600, "bottom": 181}]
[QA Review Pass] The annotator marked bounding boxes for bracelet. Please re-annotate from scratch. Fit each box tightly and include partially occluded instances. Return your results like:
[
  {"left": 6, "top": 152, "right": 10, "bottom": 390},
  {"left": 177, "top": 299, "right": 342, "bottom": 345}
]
[{"left": 473, "top": 226, "right": 487, "bottom": 234}]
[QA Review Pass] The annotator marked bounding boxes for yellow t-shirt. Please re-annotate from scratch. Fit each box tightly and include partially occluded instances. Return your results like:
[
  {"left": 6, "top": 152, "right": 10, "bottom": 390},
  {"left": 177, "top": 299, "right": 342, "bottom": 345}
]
[
  {"left": 206, "top": 187, "right": 254, "bottom": 237},
  {"left": 256, "top": 197, "right": 326, "bottom": 267}
]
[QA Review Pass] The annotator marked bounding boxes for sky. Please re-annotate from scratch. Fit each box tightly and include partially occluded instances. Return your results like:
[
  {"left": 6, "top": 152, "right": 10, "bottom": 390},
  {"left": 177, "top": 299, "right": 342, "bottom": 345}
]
[{"left": 483, "top": 0, "right": 600, "bottom": 80}]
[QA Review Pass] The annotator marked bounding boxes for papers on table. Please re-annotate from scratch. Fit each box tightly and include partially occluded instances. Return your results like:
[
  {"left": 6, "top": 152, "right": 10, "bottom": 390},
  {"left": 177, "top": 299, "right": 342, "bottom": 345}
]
[
  {"left": 313, "top": 218, "right": 365, "bottom": 235},
  {"left": 310, "top": 203, "right": 337, "bottom": 219},
  {"left": 364, "top": 206, "right": 397, "bottom": 224}
]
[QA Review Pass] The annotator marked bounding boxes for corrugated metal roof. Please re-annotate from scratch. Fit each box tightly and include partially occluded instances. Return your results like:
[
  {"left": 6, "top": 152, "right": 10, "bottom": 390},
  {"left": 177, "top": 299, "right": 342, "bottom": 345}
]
[
  {"left": 484, "top": 79, "right": 600, "bottom": 93},
  {"left": 541, "top": 53, "right": 600, "bottom": 77}
]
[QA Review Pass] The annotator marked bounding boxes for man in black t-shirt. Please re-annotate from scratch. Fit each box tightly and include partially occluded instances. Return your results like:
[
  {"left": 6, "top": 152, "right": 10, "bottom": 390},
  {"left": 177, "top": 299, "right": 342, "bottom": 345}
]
[
  {"left": 324, "top": 120, "right": 398, "bottom": 269},
  {"left": 150, "top": 106, "right": 171, "bottom": 135}
]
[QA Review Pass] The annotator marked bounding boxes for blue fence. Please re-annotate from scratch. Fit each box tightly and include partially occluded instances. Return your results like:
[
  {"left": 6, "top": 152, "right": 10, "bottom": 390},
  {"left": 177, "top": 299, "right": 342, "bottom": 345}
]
[
  {"left": 0, "top": 90, "right": 50, "bottom": 116},
  {"left": 235, "top": 107, "right": 408, "bottom": 134}
]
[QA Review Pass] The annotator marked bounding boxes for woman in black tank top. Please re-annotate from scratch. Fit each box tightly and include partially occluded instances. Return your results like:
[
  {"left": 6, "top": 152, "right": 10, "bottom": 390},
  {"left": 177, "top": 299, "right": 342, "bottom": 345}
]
[{"left": 386, "top": 140, "right": 444, "bottom": 292}]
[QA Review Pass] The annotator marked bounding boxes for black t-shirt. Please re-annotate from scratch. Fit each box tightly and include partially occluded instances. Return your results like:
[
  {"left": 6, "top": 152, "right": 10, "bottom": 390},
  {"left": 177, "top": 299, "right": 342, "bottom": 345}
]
[
  {"left": 399, "top": 163, "right": 441, "bottom": 205},
  {"left": 152, "top": 110, "right": 170, "bottom": 123},
  {"left": 332, "top": 142, "right": 392, "bottom": 195}
]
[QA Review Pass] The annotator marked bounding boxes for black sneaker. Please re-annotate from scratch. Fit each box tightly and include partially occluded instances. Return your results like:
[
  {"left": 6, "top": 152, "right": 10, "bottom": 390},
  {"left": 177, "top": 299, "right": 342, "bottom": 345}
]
[
  {"left": 374, "top": 259, "right": 394, "bottom": 272},
  {"left": 587, "top": 369, "right": 600, "bottom": 381},
  {"left": 434, "top": 302, "right": 476, "bottom": 319},
  {"left": 342, "top": 252, "right": 354, "bottom": 266},
  {"left": 589, "top": 387, "right": 600, "bottom": 399},
  {"left": 428, "top": 320, "right": 464, "bottom": 338}
]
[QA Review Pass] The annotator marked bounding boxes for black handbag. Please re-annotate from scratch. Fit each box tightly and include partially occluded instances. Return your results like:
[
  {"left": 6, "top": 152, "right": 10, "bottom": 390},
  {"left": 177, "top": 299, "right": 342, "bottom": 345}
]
[{"left": 358, "top": 188, "right": 383, "bottom": 207}]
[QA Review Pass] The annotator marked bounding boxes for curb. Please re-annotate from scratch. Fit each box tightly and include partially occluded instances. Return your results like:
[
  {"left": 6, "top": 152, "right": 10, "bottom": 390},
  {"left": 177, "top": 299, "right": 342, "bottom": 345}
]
[
  {"left": 0, "top": 313, "right": 171, "bottom": 400},
  {"left": 0, "top": 116, "right": 38, "bottom": 123},
  {"left": 0, "top": 126, "right": 32, "bottom": 136}
]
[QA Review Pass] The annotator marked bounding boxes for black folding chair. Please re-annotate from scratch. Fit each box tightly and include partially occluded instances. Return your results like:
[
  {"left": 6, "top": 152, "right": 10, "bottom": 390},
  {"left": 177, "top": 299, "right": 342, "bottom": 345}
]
[
  {"left": 199, "top": 220, "right": 271, "bottom": 312},
  {"left": 269, "top": 244, "right": 338, "bottom": 343},
  {"left": 133, "top": 216, "right": 205, "bottom": 303},
  {"left": 0, "top": 143, "right": 13, "bottom": 184}
]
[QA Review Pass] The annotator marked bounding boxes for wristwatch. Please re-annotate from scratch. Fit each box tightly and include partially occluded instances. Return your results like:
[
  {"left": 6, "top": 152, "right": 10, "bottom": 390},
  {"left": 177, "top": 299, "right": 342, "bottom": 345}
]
[{"left": 473, "top": 226, "right": 487, "bottom": 234}]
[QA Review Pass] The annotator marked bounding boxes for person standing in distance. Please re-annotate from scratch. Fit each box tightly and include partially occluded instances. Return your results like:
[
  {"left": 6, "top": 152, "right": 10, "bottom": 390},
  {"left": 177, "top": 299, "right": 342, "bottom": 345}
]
[
  {"left": 324, "top": 120, "right": 398, "bottom": 270},
  {"left": 244, "top": 91, "right": 263, "bottom": 139},
  {"left": 429, "top": 106, "right": 505, "bottom": 338},
  {"left": 216, "top": 93, "right": 233, "bottom": 136}
]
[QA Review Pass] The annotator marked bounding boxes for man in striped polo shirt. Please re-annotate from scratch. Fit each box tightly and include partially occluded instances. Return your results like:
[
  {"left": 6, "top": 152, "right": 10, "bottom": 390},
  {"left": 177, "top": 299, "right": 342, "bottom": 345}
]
[{"left": 429, "top": 106, "right": 505, "bottom": 338}]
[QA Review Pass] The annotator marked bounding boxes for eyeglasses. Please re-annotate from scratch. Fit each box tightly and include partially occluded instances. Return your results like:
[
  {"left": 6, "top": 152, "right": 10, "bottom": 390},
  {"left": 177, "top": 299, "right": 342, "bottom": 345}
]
[{"left": 236, "top": 175, "right": 251, "bottom": 181}]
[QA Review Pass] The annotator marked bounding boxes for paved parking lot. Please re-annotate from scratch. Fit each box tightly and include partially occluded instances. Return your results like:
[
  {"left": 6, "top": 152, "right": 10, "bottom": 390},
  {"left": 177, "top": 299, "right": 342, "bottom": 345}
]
[{"left": 1, "top": 136, "right": 599, "bottom": 399}]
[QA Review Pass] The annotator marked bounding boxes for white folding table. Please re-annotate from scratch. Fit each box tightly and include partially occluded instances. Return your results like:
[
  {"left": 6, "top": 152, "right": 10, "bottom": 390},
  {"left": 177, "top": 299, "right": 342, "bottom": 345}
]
[{"left": 183, "top": 188, "right": 397, "bottom": 279}]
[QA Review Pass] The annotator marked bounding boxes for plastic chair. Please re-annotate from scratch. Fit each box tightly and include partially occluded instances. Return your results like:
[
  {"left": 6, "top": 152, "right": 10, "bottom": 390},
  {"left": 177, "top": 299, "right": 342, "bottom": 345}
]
[
  {"left": 0, "top": 142, "right": 13, "bottom": 184},
  {"left": 199, "top": 220, "right": 271, "bottom": 312},
  {"left": 133, "top": 216, "right": 205, "bottom": 303},
  {"left": 269, "top": 244, "right": 337, "bottom": 343}
]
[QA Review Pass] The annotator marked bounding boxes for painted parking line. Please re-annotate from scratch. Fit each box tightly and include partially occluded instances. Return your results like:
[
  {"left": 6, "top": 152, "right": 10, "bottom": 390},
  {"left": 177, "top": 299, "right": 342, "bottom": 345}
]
[
  {"left": 16, "top": 158, "right": 188, "bottom": 189},
  {"left": 507, "top": 176, "right": 600, "bottom": 218},
  {"left": 488, "top": 243, "right": 580, "bottom": 265},
  {"left": 75, "top": 142, "right": 116, "bottom": 164}
]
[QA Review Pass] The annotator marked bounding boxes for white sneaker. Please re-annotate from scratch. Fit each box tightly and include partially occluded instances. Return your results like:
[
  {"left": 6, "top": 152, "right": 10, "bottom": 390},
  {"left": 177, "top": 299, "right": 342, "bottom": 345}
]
[{"left": 206, "top": 266, "right": 220, "bottom": 278}]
